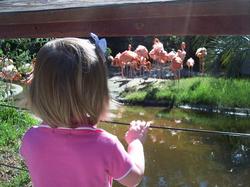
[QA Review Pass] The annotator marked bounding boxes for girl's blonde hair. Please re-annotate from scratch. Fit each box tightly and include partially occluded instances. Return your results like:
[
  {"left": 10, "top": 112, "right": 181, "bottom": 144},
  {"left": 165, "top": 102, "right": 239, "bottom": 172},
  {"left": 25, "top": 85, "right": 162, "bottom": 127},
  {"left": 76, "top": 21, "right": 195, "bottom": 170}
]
[{"left": 29, "top": 38, "right": 109, "bottom": 128}]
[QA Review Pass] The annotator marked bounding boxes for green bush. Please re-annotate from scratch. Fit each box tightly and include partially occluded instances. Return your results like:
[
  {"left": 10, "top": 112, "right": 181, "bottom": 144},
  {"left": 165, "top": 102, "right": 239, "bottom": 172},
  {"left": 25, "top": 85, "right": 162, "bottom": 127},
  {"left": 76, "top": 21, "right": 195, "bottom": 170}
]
[{"left": 0, "top": 38, "right": 50, "bottom": 71}]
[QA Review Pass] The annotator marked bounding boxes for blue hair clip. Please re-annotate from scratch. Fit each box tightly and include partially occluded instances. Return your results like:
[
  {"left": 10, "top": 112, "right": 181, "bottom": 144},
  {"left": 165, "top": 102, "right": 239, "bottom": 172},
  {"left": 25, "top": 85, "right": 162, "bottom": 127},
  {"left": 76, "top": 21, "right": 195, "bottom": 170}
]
[{"left": 90, "top": 33, "right": 107, "bottom": 63}]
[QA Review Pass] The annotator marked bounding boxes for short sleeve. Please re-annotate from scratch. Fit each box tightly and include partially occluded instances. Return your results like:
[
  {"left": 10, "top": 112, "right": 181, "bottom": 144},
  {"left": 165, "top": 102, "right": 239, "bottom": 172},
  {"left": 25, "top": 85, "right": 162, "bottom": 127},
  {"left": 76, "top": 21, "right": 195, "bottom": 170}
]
[
  {"left": 108, "top": 137, "right": 133, "bottom": 181},
  {"left": 19, "top": 127, "right": 36, "bottom": 160},
  {"left": 19, "top": 128, "right": 32, "bottom": 159}
]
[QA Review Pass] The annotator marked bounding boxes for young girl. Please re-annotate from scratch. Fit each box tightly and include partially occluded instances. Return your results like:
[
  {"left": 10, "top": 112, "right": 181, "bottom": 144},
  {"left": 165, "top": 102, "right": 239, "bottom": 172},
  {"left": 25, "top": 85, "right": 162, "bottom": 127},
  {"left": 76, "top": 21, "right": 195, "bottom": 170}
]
[{"left": 20, "top": 37, "right": 150, "bottom": 187}]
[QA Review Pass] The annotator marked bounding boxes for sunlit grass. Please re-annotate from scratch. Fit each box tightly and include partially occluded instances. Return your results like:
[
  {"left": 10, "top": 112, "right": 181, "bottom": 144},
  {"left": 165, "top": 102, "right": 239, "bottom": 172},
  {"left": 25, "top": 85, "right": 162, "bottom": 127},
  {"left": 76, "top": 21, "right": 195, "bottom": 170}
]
[
  {"left": 125, "top": 91, "right": 148, "bottom": 102},
  {"left": 124, "top": 77, "right": 250, "bottom": 108},
  {"left": 0, "top": 106, "right": 38, "bottom": 186}
]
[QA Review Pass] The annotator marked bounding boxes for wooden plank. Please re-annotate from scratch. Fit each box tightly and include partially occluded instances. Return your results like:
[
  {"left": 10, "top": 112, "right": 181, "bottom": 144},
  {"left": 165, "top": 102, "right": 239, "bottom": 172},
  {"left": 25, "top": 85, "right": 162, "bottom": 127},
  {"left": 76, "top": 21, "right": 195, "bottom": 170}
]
[
  {"left": 1, "top": 15, "right": 249, "bottom": 38},
  {"left": 1, "top": 0, "right": 250, "bottom": 25},
  {"left": 0, "top": 0, "right": 250, "bottom": 37},
  {"left": 0, "top": 0, "right": 171, "bottom": 12}
]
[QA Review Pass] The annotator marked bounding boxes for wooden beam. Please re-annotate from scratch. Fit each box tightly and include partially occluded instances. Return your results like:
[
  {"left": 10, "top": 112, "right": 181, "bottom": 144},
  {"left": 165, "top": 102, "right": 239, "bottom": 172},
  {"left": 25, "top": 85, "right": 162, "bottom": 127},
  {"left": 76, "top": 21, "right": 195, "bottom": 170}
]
[{"left": 0, "top": 0, "right": 250, "bottom": 38}]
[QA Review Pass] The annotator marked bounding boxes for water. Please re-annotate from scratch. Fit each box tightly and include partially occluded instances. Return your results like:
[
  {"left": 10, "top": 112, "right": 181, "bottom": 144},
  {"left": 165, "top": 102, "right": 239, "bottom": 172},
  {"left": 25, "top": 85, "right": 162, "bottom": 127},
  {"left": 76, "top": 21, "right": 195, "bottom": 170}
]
[
  {"left": 99, "top": 106, "right": 250, "bottom": 187},
  {"left": 14, "top": 87, "right": 250, "bottom": 186}
]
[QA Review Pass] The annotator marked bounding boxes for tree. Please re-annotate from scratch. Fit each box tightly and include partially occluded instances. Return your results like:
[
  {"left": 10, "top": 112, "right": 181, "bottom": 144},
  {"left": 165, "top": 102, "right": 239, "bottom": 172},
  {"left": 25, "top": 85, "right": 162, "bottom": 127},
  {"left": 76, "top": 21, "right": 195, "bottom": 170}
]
[{"left": 188, "top": 36, "right": 250, "bottom": 77}]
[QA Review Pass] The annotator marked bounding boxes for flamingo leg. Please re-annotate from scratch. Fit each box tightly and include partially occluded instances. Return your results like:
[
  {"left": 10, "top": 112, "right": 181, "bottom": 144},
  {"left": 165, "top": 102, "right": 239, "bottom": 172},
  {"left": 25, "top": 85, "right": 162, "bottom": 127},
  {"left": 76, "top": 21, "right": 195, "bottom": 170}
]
[{"left": 121, "top": 66, "right": 124, "bottom": 78}]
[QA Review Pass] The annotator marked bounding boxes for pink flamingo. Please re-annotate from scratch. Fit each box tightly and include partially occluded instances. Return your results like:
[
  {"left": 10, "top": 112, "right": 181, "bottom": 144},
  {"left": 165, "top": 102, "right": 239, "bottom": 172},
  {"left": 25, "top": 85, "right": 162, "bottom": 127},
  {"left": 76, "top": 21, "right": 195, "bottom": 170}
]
[
  {"left": 177, "top": 42, "right": 187, "bottom": 61},
  {"left": 174, "top": 42, "right": 187, "bottom": 79},
  {"left": 20, "top": 58, "right": 36, "bottom": 85},
  {"left": 0, "top": 58, "right": 21, "bottom": 82},
  {"left": 1, "top": 64, "right": 21, "bottom": 81},
  {"left": 0, "top": 60, "right": 22, "bottom": 99},
  {"left": 111, "top": 52, "right": 123, "bottom": 76},
  {"left": 167, "top": 50, "right": 179, "bottom": 79},
  {"left": 167, "top": 51, "right": 182, "bottom": 80},
  {"left": 196, "top": 47, "right": 207, "bottom": 75},
  {"left": 123, "top": 44, "right": 140, "bottom": 77},
  {"left": 149, "top": 38, "right": 169, "bottom": 78},
  {"left": 135, "top": 45, "right": 151, "bottom": 76},
  {"left": 171, "top": 55, "right": 183, "bottom": 80},
  {"left": 186, "top": 57, "right": 195, "bottom": 76},
  {"left": 167, "top": 51, "right": 177, "bottom": 62},
  {"left": 112, "top": 45, "right": 140, "bottom": 78}
]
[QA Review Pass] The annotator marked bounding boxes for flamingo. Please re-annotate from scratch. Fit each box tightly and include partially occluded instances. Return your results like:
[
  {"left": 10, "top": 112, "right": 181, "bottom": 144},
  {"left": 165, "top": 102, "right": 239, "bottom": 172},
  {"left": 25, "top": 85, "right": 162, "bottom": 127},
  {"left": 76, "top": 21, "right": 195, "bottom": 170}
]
[
  {"left": 135, "top": 45, "right": 151, "bottom": 76},
  {"left": 1, "top": 64, "right": 20, "bottom": 81},
  {"left": 171, "top": 55, "right": 183, "bottom": 80},
  {"left": 168, "top": 50, "right": 177, "bottom": 62},
  {"left": 149, "top": 38, "right": 169, "bottom": 63},
  {"left": 186, "top": 58, "right": 195, "bottom": 77},
  {"left": 177, "top": 42, "right": 187, "bottom": 61},
  {"left": 112, "top": 46, "right": 140, "bottom": 78},
  {"left": 111, "top": 52, "right": 123, "bottom": 76},
  {"left": 149, "top": 38, "right": 164, "bottom": 61},
  {"left": 170, "top": 42, "right": 186, "bottom": 80},
  {"left": 196, "top": 47, "right": 207, "bottom": 75},
  {"left": 119, "top": 49, "right": 140, "bottom": 78},
  {"left": 122, "top": 44, "right": 138, "bottom": 78},
  {"left": 0, "top": 57, "right": 21, "bottom": 81},
  {"left": 20, "top": 58, "right": 36, "bottom": 85},
  {"left": 169, "top": 50, "right": 184, "bottom": 80},
  {"left": 1, "top": 63, "right": 21, "bottom": 99},
  {"left": 149, "top": 38, "right": 169, "bottom": 78},
  {"left": 0, "top": 57, "right": 14, "bottom": 68}
]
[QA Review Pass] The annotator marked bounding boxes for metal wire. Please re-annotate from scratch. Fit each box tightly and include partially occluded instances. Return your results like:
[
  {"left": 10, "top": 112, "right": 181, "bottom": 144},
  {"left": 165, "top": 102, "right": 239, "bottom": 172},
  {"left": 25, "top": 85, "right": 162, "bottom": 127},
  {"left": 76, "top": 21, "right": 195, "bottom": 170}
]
[
  {"left": 0, "top": 103, "right": 28, "bottom": 110},
  {"left": 1, "top": 103, "right": 250, "bottom": 137},
  {"left": 102, "top": 121, "right": 250, "bottom": 138},
  {"left": 0, "top": 104, "right": 249, "bottom": 174},
  {"left": 0, "top": 162, "right": 28, "bottom": 172}
]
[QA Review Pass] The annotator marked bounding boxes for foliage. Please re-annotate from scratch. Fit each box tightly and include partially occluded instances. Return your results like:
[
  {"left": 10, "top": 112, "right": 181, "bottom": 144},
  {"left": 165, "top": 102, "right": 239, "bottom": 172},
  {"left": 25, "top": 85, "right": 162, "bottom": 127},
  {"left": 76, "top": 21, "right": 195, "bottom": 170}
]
[
  {"left": 188, "top": 36, "right": 250, "bottom": 77},
  {"left": 211, "top": 36, "right": 250, "bottom": 77},
  {"left": 0, "top": 38, "right": 50, "bottom": 71},
  {"left": 123, "top": 77, "right": 250, "bottom": 108}
]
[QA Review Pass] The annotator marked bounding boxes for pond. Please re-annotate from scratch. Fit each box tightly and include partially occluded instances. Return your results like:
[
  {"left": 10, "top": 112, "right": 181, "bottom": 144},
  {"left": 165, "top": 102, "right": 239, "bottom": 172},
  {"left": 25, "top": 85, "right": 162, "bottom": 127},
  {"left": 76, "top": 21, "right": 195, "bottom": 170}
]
[
  {"left": 99, "top": 106, "right": 250, "bottom": 187},
  {"left": 13, "top": 86, "right": 250, "bottom": 186}
]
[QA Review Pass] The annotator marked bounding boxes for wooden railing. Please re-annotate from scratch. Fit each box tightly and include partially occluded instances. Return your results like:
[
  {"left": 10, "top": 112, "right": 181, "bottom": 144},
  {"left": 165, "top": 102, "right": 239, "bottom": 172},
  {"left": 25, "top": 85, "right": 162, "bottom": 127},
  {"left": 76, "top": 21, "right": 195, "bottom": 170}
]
[{"left": 0, "top": 0, "right": 250, "bottom": 38}]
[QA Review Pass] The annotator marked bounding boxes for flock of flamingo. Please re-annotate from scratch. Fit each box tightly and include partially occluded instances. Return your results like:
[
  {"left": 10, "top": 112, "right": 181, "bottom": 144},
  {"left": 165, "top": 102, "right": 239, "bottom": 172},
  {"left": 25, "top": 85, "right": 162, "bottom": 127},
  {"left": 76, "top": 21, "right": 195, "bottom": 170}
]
[
  {"left": 0, "top": 38, "right": 208, "bottom": 88},
  {"left": 110, "top": 38, "right": 207, "bottom": 79},
  {"left": 0, "top": 57, "right": 34, "bottom": 85}
]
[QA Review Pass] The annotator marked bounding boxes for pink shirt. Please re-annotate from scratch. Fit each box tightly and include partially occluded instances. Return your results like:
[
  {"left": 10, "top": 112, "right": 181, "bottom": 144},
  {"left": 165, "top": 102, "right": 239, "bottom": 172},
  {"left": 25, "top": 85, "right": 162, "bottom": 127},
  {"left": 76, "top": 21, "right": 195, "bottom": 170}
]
[{"left": 20, "top": 124, "right": 133, "bottom": 187}]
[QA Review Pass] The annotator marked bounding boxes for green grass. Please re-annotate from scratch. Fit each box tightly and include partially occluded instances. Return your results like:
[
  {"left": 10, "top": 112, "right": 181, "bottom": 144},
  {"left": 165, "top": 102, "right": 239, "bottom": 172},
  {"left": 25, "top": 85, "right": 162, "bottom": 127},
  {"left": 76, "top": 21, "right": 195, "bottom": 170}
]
[
  {"left": 123, "top": 77, "right": 250, "bottom": 108},
  {"left": 0, "top": 106, "right": 38, "bottom": 150},
  {"left": 125, "top": 91, "right": 148, "bottom": 102},
  {"left": 0, "top": 105, "right": 39, "bottom": 187}
]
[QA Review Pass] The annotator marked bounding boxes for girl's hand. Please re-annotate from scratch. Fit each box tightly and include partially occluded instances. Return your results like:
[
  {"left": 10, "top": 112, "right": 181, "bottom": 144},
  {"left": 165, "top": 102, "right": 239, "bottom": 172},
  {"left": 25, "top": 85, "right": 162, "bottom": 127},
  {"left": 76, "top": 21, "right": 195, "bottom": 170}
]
[{"left": 125, "top": 120, "right": 150, "bottom": 144}]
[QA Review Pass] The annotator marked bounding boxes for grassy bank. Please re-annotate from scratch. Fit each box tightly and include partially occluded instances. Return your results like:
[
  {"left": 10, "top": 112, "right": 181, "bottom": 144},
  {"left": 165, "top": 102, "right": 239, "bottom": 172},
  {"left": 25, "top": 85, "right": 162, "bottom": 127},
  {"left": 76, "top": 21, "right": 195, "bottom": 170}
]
[
  {"left": 0, "top": 106, "right": 38, "bottom": 187},
  {"left": 122, "top": 77, "right": 250, "bottom": 108}
]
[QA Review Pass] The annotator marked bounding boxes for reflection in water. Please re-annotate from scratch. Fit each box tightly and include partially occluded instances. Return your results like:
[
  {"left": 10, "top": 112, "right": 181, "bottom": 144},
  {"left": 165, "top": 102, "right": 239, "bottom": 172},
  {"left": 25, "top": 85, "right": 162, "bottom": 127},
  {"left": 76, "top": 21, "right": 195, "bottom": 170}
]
[
  {"left": 158, "top": 176, "right": 168, "bottom": 187},
  {"left": 199, "top": 180, "right": 208, "bottom": 187},
  {"left": 101, "top": 106, "right": 250, "bottom": 187},
  {"left": 231, "top": 145, "right": 249, "bottom": 166}
]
